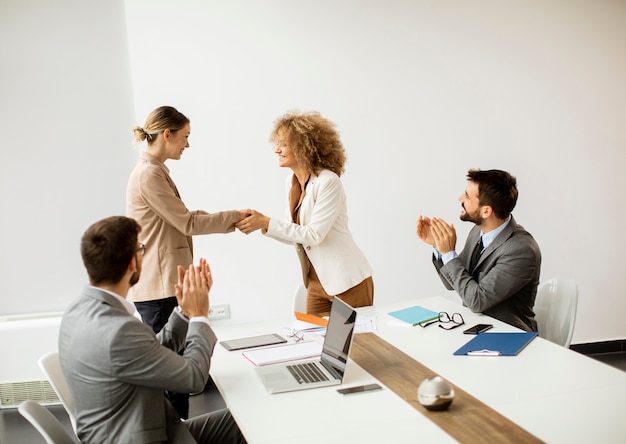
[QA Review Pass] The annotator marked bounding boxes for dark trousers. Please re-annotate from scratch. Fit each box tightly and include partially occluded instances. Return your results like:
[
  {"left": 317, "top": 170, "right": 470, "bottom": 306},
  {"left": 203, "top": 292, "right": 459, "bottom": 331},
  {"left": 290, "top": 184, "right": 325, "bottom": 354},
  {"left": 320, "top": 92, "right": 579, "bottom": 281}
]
[
  {"left": 135, "top": 297, "right": 190, "bottom": 419},
  {"left": 186, "top": 408, "right": 247, "bottom": 443},
  {"left": 135, "top": 297, "right": 178, "bottom": 333}
]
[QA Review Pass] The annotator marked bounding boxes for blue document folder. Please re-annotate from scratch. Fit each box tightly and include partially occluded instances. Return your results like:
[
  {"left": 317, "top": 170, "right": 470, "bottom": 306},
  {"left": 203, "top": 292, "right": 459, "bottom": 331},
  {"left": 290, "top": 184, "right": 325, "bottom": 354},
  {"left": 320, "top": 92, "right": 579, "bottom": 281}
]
[
  {"left": 388, "top": 305, "right": 440, "bottom": 326},
  {"left": 454, "top": 332, "right": 538, "bottom": 356}
]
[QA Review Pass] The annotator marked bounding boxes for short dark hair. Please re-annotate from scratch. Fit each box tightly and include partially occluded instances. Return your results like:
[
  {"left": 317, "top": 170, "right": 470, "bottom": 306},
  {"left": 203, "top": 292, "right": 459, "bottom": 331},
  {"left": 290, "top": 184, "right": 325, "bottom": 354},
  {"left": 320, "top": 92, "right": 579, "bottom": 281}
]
[
  {"left": 80, "top": 216, "right": 141, "bottom": 285},
  {"left": 467, "top": 169, "right": 518, "bottom": 219}
]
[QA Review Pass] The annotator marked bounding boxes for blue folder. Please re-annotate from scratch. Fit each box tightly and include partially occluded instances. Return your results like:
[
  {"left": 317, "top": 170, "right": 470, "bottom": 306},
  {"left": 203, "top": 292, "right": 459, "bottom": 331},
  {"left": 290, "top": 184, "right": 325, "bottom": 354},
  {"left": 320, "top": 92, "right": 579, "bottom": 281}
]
[
  {"left": 388, "top": 305, "right": 440, "bottom": 326},
  {"left": 454, "top": 332, "right": 538, "bottom": 356}
]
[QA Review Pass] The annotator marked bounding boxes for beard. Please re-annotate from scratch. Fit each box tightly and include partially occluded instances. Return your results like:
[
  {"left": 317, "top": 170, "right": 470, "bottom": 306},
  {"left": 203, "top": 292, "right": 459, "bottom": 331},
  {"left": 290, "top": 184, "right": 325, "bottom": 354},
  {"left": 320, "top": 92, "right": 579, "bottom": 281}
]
[
  {"left": 129, "top": 271, "right": 140, "bottom": 287},
  {"left": 460, "top": 206, "right": 482, "bottom": 225},
  {"left": 129, "top": 257, "right": 142, "bottom": 287}
]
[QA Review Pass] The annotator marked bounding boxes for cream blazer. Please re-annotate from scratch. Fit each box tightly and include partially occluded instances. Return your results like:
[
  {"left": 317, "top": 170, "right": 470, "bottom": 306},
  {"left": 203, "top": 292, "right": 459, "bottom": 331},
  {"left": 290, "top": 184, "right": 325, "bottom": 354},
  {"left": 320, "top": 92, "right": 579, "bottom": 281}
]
[
  {"left": 265, "top": 169, "right": 372, "bottom": 295},
  {"left": 126, "top": 152, "right": 240, "bottom": 302}
]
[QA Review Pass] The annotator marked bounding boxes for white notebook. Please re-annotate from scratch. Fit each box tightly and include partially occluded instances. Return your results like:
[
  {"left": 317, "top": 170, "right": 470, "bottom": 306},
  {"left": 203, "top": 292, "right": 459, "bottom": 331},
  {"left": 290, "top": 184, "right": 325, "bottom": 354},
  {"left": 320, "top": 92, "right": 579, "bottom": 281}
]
[{"left": 242, "top": 341, "right": 322, "bottom": 366}]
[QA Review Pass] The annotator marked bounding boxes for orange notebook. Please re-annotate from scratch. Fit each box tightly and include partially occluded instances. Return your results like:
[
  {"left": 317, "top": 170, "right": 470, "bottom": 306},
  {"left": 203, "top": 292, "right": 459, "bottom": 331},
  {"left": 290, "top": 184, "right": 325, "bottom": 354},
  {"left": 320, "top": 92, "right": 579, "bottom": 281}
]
[{"left": 294, "top": 311, "right": 328, "bottom": 327}]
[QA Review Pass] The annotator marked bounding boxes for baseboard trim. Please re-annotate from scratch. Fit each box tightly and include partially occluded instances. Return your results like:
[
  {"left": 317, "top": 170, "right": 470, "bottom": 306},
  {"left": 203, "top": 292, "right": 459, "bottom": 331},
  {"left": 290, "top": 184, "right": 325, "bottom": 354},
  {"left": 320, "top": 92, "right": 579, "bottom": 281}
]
[{"left": 570, "top": 339, "right": 626, "bottom": 355}]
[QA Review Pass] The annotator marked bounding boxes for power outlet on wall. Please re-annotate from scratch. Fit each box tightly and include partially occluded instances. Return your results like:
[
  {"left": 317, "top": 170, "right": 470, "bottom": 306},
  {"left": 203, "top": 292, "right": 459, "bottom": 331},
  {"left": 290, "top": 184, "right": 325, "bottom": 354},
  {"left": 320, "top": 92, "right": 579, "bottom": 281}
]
[{"left": 208, "top": 304, "right": 230, "bottom": 320}]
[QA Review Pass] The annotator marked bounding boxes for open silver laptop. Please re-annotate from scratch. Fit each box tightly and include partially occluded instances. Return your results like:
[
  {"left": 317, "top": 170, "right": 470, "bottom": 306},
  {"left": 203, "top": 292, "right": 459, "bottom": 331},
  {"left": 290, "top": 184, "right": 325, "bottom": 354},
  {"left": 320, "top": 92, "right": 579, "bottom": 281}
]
[{"left": 254, "top": 297, "right": 357, "bottom": 394}]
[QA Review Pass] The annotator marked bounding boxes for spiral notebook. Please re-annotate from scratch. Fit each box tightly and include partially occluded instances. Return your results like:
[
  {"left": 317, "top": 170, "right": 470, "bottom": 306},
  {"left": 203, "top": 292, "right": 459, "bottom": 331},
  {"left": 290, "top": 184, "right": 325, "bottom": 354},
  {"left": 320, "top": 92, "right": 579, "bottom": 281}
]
[{"left": 243, "top": 341, "right": 322, "bottom": 366}]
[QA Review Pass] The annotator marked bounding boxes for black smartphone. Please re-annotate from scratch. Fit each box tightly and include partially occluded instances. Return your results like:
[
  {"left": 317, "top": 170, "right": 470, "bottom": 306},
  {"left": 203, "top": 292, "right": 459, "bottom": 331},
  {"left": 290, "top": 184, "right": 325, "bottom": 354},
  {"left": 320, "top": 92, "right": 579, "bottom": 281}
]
[
  {"left": 463, "top": 323, "right": 493, "bottom": 335},
  {"left": 337, "top": 383, "right": 382, "bottom": 396}
]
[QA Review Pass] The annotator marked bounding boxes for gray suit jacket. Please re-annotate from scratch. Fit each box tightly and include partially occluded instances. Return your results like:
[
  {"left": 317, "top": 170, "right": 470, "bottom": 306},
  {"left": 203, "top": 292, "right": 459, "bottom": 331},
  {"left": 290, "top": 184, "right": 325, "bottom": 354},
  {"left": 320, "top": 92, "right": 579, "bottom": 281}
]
[
  {"left": 59, "top": 286, "right": 217, "bottom": 443},
  {"left": 433, "top": 216, "right": 541, "bottom": 331}
]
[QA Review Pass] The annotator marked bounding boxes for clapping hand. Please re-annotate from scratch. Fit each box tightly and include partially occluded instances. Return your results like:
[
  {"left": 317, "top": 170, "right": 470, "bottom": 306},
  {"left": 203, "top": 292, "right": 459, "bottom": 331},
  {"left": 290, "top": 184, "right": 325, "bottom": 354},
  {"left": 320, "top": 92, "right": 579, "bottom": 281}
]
[
  {"left": 175, "top": 258, "right": 211, "bottom": 318},
  {"left": 430, "top": 217, "right": 457, "bottom": 255},
  {"left": 416, "top": 215, "right": 435, "bottom": 246}
]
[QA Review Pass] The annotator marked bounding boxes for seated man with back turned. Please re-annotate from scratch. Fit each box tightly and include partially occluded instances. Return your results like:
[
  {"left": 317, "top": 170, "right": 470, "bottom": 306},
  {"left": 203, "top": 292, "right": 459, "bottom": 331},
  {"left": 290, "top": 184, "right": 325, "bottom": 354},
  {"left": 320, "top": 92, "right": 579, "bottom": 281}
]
[
  {"left": 416, "top": 169, "right": 541, "bottom": 332},
  {"left": 58, "top": 215, "right": 246, "bottom": 443}
]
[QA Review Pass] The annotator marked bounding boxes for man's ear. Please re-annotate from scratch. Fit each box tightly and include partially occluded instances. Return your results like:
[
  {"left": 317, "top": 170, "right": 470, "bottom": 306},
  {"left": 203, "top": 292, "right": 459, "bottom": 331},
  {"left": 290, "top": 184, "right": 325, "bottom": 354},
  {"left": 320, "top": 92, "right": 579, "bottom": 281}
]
[
  {"left": 481, "top": 205, "right": 493, "bottom": 219},
  {"left": 129, "top": 255, "right": 138, "bottom": 273}
]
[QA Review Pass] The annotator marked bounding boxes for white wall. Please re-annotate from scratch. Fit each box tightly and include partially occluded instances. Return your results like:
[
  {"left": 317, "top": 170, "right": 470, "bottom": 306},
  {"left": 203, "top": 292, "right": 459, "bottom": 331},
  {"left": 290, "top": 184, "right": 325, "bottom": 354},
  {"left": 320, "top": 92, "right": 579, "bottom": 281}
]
[
  {"left": 0, "top": 0, "right": 135, "bottom": 314},
  {"left": 1, "top": 0, "right": 625, "bottom": 345}
]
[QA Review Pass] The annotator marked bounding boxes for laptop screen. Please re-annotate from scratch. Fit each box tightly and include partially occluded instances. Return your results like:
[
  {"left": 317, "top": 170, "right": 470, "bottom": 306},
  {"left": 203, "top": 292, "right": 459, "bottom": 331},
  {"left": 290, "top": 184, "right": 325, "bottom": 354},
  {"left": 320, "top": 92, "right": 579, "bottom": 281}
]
[{"left": 320, "top": 298, "right": 357, "bottom": 375}]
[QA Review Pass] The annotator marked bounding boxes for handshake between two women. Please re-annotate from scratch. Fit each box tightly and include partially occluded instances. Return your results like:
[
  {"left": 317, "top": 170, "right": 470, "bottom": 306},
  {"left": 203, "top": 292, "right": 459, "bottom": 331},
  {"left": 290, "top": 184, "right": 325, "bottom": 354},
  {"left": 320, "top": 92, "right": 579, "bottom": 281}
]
[{"left": 236, "top": 209, "right": 270, "bottom": 235}]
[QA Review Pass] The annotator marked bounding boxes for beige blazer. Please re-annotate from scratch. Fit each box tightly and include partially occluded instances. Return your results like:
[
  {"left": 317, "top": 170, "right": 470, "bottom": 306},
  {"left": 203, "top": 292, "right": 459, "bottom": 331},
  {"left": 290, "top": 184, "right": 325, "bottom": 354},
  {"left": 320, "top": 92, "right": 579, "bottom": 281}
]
[
  {"left": 265, "top": 169, "right": 373, "bottom": 295},
  {"left": 126, "top": 152, "right": 240, "bottom": 302}
]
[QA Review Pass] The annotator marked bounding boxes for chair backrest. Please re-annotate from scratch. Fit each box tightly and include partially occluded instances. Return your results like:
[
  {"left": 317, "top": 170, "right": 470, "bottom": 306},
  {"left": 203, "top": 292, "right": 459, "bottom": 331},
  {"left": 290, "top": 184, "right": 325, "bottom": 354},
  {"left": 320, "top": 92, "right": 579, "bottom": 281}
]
[
  {"left": 293, "top": 283, "right": 307, "bottom": 313},
  {"left": 18, "top": 400, "right": 79, "bottom": 444},
  {"left": 38, "top": 352, "right": 77, "bottom": 433},
  {"left": 534, "top": 278, "right": 579, "bottom": 348}
]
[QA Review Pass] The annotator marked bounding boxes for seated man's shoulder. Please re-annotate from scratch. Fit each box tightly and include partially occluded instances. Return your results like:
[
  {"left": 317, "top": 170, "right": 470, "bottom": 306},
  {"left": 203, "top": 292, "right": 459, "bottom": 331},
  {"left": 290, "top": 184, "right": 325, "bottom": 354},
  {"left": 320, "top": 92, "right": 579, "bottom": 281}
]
[
  {"left": 501, "top": 227, "right": 541, "bottom": 263},
  {"left": 510, "top": 224, "right": 540, "bottom": 246}
]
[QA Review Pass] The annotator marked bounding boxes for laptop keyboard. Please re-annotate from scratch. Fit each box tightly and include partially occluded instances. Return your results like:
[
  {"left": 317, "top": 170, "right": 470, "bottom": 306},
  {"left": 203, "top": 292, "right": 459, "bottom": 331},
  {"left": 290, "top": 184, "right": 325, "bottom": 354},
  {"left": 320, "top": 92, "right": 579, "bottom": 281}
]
[{"left": 287, "top": 362, "right": 329, "bottom": 384}]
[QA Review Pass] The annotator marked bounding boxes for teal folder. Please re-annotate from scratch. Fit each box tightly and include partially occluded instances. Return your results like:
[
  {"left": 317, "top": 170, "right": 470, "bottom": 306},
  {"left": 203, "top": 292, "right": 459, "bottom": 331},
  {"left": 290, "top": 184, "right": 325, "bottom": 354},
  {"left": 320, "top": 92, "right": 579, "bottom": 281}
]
[
  {"left": 388, "top": 305, "right": 440, "bottom": 326},
  {"left": 454, "top": 332, "right": 538, "bottom": 356}
]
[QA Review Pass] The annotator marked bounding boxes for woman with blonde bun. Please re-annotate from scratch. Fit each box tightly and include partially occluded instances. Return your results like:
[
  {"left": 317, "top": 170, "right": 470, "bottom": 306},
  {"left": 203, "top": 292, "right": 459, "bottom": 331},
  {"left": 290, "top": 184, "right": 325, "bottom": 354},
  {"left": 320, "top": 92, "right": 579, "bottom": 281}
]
[
  {"left": 127, "top": 105, "right": 248, "bottom": 418},
  {"left": 127, "top": 106, "right": 248, "bottom": 332}
]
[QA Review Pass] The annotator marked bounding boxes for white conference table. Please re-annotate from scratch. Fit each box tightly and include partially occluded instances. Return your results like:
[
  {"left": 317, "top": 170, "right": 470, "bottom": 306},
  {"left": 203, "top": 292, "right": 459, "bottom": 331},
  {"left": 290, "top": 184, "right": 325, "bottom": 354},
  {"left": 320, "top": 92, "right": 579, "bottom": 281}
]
[{"left": 209, "top": 297, "right": 626, "bottom": 444}]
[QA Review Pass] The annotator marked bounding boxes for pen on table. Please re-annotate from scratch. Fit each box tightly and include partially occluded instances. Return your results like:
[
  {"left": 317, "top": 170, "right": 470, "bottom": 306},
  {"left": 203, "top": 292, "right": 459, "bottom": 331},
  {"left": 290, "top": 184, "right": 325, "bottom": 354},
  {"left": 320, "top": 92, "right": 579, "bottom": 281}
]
[{"left": 467, "top": 349, "right": 501, "bottom": 356}]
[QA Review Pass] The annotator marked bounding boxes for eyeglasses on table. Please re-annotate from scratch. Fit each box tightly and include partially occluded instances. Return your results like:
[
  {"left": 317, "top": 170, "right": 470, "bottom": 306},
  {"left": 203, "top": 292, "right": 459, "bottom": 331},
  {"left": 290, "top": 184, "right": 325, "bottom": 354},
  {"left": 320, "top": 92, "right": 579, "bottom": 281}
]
[
  {"left": 287, "top": 329, "right": 305, "bottom": 343},
  {"left": 419, "top": 311, "right": 465, "bottom": 330}
]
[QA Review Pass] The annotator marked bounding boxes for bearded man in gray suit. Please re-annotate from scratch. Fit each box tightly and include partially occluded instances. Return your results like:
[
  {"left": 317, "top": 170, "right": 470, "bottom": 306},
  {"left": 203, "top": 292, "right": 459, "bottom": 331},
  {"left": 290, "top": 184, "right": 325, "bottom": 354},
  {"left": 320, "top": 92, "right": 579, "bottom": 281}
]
[
  {"left": 417, "top": 169, "right": 541, "bottom": 332},
  {"left": 59, "top": 216, "right": 246, "bottom": 443}
]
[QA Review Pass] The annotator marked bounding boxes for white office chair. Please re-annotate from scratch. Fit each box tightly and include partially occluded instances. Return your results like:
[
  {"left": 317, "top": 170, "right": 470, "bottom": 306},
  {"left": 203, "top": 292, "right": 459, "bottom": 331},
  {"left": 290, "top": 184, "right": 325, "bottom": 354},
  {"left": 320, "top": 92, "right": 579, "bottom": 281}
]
[
  {"left": 18, "top": 400, "right": 79, "bottom": 444},
  {"left": 534, "top": 278, "right": 579, "bottom": 348},
  {"left": 293, "top": 283, "right": 307, "bottom": 313},
  {"left": 39, "top": 352, "right": 77, "bottom": 433}
]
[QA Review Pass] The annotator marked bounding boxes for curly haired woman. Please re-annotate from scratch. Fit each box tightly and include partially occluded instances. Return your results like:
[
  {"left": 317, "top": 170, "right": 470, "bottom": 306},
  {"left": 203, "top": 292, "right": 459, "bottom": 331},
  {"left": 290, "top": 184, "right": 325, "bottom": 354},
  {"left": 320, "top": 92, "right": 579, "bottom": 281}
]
[{"left": 237, "top": 111, "right": 373, "bottom": 316}]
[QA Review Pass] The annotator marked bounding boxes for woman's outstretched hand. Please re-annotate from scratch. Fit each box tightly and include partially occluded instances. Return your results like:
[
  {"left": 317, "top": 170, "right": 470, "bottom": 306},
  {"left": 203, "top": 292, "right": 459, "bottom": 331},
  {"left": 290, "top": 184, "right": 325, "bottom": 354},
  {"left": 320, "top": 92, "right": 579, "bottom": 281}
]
[{"left": 236, "top": 210, "right": 270, "bottom": 235}]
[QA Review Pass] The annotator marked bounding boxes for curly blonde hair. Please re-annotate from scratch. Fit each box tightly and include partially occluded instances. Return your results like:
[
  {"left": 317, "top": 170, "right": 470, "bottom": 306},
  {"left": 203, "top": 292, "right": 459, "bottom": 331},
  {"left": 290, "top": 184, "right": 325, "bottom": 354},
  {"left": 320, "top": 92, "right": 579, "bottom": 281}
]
[{"left": 270, "top": 111, "right": 346, "bottom": 176}]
